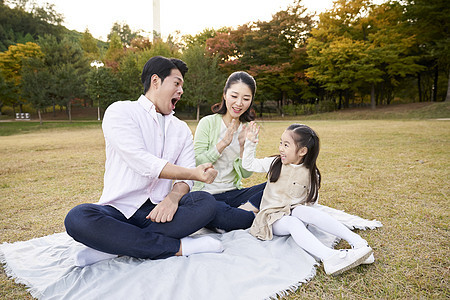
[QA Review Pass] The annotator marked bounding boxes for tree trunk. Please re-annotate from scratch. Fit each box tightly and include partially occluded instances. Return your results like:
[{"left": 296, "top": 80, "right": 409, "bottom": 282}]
[
  {"left": 280, "top": 92, "right": 286, "bottom": 118},
  {"left": 338, "top": 91, "right": 342, "bottom": 110},
  {"left": 417, "top": 72, "right": 422, "bottom": 102},
  {"left": 446, "top": 72, "right": 450, "bottom": 102},
  {"left": 68, "top": 100, "right": 72, "bottom": 123},
  {"left": 344, "top": 90, "right": 350, "bottom": 109},
  {"left": 259, "top": 101, "right": 263, "bottom": 118},
  {"left": 370, "top": 84, "right": 376, "bottom": 110},
  {"left": 433, "top": 64, "right": 438, "bottom": 102},
  {"left": 38, "top": 109, "right": 42, "bottom": 125},
  {"left": 280, "top": 91, "right": 286, "bottom": 117},
  {"left": 53, "top": 101, "right": 56, "bottom": 117},
  {"left": 196, "top": 103, "right": 200, "bottom": 122},
  {"left": 375, "top": 85, "right": 379, "bottom": 106}
]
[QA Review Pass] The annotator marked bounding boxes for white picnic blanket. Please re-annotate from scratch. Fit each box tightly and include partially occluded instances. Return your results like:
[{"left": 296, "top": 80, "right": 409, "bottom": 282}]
[{"left": 0, "top": 204, "right": 382, "bottom": 300}]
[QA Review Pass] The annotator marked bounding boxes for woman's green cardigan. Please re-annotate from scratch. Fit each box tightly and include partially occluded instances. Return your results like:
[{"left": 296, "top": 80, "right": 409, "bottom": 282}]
[{"left": 192, "top": 113, "right": 253, "bottom": 191}]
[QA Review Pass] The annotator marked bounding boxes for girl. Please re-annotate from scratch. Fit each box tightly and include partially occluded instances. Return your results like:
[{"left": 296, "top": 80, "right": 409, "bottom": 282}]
[
  {"left": 242, "top": 123, "right": 374, "bottom": 276},
  {"left": 193, "top": 71, "right": 266, "bottom": 232}
]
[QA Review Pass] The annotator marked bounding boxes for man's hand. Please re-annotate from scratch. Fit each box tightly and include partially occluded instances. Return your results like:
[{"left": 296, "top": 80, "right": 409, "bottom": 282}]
[
  {"left": 195, "top": 163, "right": 218, "bottom": 183},
  {"left": 146, "top": 182, "right": 189, "bottom": 222},
  {"left": 146, "top": 194, "right": 179, "bottom": 223}
]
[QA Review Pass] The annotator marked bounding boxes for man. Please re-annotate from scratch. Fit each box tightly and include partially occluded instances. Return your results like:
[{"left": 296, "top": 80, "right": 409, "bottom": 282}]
[{"left": 65, "top": 56, "right": 223, "bottom": 267}]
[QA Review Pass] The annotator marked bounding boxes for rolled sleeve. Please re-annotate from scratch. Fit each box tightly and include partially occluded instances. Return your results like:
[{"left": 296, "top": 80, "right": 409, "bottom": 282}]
[
  {"left": 194, "top": 115, "right": 221, "bottom": 165},
  {"left": 172, "top": 124, "right": 196, "bottom": 189}
]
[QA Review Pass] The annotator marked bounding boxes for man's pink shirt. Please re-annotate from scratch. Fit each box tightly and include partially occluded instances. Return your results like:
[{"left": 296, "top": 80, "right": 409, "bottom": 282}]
[{"left": 97, "top": 95, "right": 195, "bottom": 219}]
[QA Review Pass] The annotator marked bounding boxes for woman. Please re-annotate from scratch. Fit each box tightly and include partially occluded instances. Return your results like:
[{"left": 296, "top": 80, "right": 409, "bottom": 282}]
[{"left": 193, "top": 71, "right": 266, "bottom": 232}]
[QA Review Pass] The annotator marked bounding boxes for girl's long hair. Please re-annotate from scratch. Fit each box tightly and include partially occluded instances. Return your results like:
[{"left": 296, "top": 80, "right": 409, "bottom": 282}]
[{"left": 268, "top": 124, "right": 321, "bottom": 204}]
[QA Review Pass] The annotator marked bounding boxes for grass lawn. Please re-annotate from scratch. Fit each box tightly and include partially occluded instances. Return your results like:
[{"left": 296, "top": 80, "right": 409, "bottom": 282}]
[{"left": 0, "top": 104, "right": 449, "bottom": 299}]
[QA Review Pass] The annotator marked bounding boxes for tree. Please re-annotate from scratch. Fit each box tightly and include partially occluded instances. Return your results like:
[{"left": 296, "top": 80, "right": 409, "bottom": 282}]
[
  {"left": 0, "top": 41, "right": 42, "bottom": 112},
  {"left": 183, "top": 28, "right": 225, "bottom": 49},
  {"left": 86, "top": 66, "right": 121, "bottom": 110},
  {"left": 36, "top": 35, "right": 90, "bottom": 120},
  {"left": 30, "top": 1, "right": 63, "bottom": 26},
  {"left": 107, "top": 22, "right": 141, "bottom": 47},
  {"left": 21, "top": 55, "right": 50, "bottom": 124},
  {"left": 1, "top": 0, "right": 65, "bottom": 51},
  {"left": 182, "top": 44, "right": 224, "bottom": 121},
  {"left": 118, "top": 51, "right": 141, "bottom": 100},
  {"left": 403, "top": 0, "right": 450, "bottom": 102},
  {"left": 307, "top": 0, "right": 422, "bottom": 108},
  {"left": 0, "top": 71, "right": 14, "bottom": 114},
  {"left": 80, "top": 29, "right": 100, "bottom": 61},
  {"left": 104, "top": 32, "right": 124, "bottom": 70},
  {"left": 206, "top": 28, "right": 242, "bottom": 74},
  {"left": 205, "top": 0, "right": 315, "bottom": 115}
]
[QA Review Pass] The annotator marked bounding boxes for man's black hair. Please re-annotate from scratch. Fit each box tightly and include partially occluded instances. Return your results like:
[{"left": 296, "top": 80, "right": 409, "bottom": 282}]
[{"left": 141, "top": 56, "right": 188, "bottom": 94}]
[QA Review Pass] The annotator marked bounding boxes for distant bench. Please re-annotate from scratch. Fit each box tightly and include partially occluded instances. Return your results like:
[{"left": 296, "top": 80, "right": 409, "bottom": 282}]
[{"left": 15, "top": 113, "right": 31, "bottom": 120}]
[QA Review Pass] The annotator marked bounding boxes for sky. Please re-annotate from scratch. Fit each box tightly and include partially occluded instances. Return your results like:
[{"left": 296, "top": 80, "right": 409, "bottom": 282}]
[{"left": 34, "top": 0, "right": 335, "bottom": 41}]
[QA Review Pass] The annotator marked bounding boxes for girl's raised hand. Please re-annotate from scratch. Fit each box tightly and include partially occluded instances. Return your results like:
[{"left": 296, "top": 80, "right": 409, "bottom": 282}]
[{"left": 246, "top": 121, "right": 260, "bottom": 143}]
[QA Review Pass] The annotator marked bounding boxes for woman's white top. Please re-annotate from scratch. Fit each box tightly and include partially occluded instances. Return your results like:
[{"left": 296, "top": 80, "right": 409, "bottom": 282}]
[{"left": 202, "top": 120, "right": 242, "bottom": 194}]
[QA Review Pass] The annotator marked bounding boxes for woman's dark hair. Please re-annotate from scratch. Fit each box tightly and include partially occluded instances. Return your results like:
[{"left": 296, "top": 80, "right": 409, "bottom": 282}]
[
  {"left": 141, "top": 56, "right": 188, "bottom": 94},
  {"left": 211, "top": 71, "right": 256, "bottom": 122},
  {"left": 268, "top": 124, "right": 321, "bottom": 204}
]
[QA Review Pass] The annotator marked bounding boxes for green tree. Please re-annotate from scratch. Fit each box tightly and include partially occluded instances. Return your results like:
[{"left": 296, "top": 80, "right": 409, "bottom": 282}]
[
  {"left": 136, "top": 39, "right": 181, "bottom": 73},
  {"left": 0, "top": 41, "right": 42, "bottom": 112},
  {"left": 21, "top": 55, "right": 51, "bottom": 124},
  {"left": 80, "top": 29, "right": 100, "bottom": 61},
  {"left": 30, "top": 1, "right": 63, "bottom": 26},
  {"left": 403, "top": 0, "right": 450, "bottom": 102},
  {"left": 1, "top": 0, "right": 65, "bottom": 50},
  {"left": 0, "top": 71, "right": 14, "bottom": 114},
  {"left": 37, "top": 35, "right": 90, "bottom": 120},
  {"left": 107, "top": 22, "right": 141, "bottom": 47},
  {"left": 182, "top": 28, "right": 226, "bottom": 49},
  {"left": 307, "top": 0, "right": 422, "bottom": 109},
  {"left": 86, "top": 66, "right": 121, "bottom": 110},
  {"left": 182, "top": 44, "right": 224, "bottom": 121},
  {"left": 118, "top": 51, "right": 141, "bottom": 100},
  {"left": 104, "top": 32, "right": 124, "bottom": 70}
]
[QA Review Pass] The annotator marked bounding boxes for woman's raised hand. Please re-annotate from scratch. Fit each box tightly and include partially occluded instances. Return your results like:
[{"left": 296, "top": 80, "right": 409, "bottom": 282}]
[
  {"left": 238, "top": 123, "right": 248, "bottom": 147},
  {"left": 217, "top": 119, "right": 239, "bottom": 154},
  {"left": 222, "top": 119, "right": 238, "bottom": 146},
  {"left": 246, "top": 121, "right": 260, "bottom": 143}
]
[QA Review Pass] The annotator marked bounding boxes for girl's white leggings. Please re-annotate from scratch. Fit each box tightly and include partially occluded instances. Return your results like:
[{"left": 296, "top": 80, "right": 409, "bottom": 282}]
[{"left": 272, "top": 205, "right": 366, "bottom": 260}]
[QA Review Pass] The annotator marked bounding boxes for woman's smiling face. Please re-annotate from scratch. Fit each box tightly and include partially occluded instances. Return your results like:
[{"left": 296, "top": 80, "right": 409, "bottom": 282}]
[{"left": 223, "top": 82, "right": 253, "bottom": 119}]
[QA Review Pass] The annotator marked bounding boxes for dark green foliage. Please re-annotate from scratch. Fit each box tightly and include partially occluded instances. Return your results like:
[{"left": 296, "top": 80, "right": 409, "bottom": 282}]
[
  {"left": 0, "top": 1, "right": 65, "bottom": 51},
  {"left": 86, "top": 67, "right": 122, "bottom": 109}
]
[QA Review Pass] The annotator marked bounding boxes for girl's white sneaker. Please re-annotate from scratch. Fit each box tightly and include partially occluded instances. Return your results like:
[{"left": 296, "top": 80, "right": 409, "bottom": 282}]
[
  {"left": 353, "top": 243, "right": 375, "bottom": 264},
  {"left": 322, "top": 247, "right": 373, "bottom": 276}
]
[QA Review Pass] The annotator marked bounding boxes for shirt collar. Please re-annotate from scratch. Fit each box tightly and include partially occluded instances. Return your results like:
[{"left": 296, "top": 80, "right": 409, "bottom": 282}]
[
  {"left": 290, "top": 163, "right": 304, "bottom": 168},
  {"left": 138, "top": 95, "right": 175, "bottom": 119}
]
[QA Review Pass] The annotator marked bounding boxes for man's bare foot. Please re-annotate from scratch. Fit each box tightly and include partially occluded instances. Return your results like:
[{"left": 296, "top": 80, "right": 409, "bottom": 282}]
[{"left": 238, "top": 201, "right": 259, "bottom": 214}]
